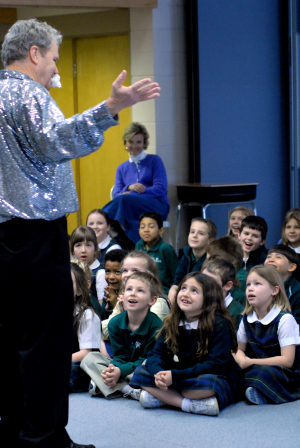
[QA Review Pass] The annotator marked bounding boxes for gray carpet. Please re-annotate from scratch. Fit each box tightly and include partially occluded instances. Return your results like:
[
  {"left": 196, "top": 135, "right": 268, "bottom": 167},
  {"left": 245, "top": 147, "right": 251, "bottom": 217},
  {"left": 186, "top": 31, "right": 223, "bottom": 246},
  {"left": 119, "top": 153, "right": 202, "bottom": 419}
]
[{"left": 67, "top": 393, "right": 300, "bottom": 448}]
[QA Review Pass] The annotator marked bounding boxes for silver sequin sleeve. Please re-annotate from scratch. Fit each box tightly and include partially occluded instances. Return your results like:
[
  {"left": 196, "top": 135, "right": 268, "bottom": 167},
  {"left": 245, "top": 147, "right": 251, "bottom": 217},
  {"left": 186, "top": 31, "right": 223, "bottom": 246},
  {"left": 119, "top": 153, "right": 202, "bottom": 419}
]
[{"left": 0, "top": 70, "right": 118, "bottom": 222}]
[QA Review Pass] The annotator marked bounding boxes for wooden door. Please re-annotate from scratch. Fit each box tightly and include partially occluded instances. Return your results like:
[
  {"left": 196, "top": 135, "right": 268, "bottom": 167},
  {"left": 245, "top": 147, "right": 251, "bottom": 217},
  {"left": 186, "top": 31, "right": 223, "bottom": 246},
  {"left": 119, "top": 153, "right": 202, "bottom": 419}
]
[{"left": 51, "top": 34, "right": 131, "bottom": 234}]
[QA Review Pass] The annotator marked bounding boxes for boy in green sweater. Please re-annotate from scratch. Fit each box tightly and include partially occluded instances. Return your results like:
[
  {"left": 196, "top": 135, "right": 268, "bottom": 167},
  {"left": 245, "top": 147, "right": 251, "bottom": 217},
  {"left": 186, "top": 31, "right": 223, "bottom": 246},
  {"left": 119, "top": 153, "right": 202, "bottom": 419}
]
[
  {"left": 135, "top": 212, "right": 178, "bottom": 294},
  {"left": 202, "top": 257, "right": 244, "bottom": 330},
  {"left": 264, "top": 244, "right": 300, "bottom": 324},
  {"left": 80, "top": 271, "right": 162, "bottom": 399}
]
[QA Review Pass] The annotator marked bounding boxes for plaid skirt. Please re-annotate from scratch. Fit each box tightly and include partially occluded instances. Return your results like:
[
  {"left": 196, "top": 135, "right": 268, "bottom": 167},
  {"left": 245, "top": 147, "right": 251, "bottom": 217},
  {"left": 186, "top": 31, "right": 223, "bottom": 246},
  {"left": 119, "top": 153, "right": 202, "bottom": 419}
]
[
  {"left": 130, "top": 365, "right": 234, "bottom": 410},
  {"left": 245, "top": 365, "right": 300, "bottom": 404},
  {"left": 69, "top": 361, "right": 90, "bottom": 393}
]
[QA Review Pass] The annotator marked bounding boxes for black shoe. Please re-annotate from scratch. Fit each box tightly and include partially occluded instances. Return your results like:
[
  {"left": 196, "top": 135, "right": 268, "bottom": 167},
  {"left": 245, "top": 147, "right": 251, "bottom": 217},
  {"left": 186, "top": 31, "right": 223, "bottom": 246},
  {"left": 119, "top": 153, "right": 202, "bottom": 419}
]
[{"left": 67, "top": 441, "right": 96, "bottom": 448}]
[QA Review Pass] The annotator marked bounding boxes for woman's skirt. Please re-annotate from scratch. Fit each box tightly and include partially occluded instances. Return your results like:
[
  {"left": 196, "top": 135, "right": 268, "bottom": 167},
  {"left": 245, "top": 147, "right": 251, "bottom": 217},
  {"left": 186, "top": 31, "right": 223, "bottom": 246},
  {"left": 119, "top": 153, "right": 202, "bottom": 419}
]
[
  {"left": 103, "top": 195, "right": 170, "bottom": 243},
  {"left": 130, "top": 365, "right": 236, "bottom": 410}
]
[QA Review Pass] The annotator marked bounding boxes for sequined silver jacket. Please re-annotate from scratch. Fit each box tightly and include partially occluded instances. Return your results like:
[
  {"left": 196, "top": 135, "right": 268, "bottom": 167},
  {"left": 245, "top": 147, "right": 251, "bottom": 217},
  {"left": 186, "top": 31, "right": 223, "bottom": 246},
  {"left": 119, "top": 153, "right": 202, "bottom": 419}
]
[{"left": 0, "top": 70, "right": 117, "bottom": 222}]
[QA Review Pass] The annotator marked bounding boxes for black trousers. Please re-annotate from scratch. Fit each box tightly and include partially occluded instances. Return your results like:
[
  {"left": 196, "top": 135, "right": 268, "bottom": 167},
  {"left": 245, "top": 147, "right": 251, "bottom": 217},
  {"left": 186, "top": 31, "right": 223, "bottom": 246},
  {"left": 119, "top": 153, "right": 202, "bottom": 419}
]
[{"left": 0, "top": 217, "right": 73, "bottom": 448}]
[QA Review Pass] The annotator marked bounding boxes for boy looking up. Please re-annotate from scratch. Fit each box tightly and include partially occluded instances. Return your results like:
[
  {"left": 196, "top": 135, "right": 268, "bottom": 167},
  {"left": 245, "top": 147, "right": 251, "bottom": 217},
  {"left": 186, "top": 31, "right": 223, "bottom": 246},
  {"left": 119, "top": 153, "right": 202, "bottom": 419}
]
[
  {"left": 80, "top": 272, "right": 162, "bottom": 400},
  {"left": 202, "top": 257, "right": 244, "bottom": 330},
  {"left": 238, "top": 216, "right": 268, "bottom": 271},
  {"left": 135, "top": 212, "right": 178, "bottom": 295},
  {"left": 265, "top": 244, "right": 300, "bottom": 324},
  {"left": 168, "top": 218, "right": 217, "bottom": 303}
]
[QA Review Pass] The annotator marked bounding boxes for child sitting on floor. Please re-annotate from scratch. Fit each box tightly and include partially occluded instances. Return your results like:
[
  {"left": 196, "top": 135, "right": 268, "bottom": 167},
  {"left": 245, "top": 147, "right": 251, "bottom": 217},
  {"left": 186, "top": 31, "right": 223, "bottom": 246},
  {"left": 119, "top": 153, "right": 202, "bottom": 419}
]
[
  {"left": 168, "top": 218, "right": 217, "bottom": 304},
  {"left": 80, "top": 272, "right": 162, "bottom": 400},
  {"left": 234, "top": 265, "right": 300, "bottom": 405},
  {"left": 281, "top": 209, "right": 300, "bottom": 254},
  {"left": 227, "top": 206, "right": 254, "bottom": 238},
  {"left": 206, "top": 236, "right": 246, "bottom": 306},
  {"left": 130, "top": 272, "right": 244, "bottom": 415},
  {"left": 202, "top": 257, "right": 244, "bottom": 330},
  {"left": 265, "top": 244, "right": 300, "bottom": 324},
  {"left": 101, "top": 249, "right": 127, "bottom": 318},
  {"left": 70, "top": 225, "right": 103, "bottom": 302},
  {"left": 69, "top": 262, "right": 101, "bottom": 393},
  {"left": 135, "top": 211, "right": 179, "bottom": 295},
  {"left": 86, "top": 209, "right": 121, "bottom": 266},
  {"left": 101, "top": 250, "right": 170, "bottom": 343},
  {"left": 238, "top": 216, "right": 268, "bottom": 271}
]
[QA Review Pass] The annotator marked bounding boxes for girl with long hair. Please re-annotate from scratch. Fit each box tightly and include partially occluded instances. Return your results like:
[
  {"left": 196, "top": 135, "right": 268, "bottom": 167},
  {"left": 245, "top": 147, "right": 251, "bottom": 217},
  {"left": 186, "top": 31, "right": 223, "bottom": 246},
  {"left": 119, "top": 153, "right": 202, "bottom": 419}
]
[{"left": 130, "top": 272, "right": 244, "bottom": 415}]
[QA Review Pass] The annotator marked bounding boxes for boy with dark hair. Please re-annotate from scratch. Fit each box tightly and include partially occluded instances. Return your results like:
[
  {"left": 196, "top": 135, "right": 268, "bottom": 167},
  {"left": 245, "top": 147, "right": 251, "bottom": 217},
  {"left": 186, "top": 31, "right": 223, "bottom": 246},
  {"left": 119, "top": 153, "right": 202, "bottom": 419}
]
[
  {"left": 168, "top": 218, "right": 217, "bottom": 303},
  {"left": 265, "top": 244, "right": 300, "bottom": 324},
  {"left": 135, "top": 211, "right": 178, "bottom": 295},
  {"left": 238, "top": 216, "right": 268, "bottom": 271},
  {"left": 102, "top": 249, "right": 127, "bottom": 317},
  {"left": 206, "top": 236, "right": 246, "bottom": 306},
  {"left": 202, "top": 257, "right": 244, "bottom": 330}
]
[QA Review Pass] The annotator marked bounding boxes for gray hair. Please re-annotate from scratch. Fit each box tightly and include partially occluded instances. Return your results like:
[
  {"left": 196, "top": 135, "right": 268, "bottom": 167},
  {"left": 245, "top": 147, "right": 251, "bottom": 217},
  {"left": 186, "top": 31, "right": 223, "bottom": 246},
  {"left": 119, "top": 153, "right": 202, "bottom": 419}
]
[{"left": 1, "top": 18, "right": 62, "bottom": 67}]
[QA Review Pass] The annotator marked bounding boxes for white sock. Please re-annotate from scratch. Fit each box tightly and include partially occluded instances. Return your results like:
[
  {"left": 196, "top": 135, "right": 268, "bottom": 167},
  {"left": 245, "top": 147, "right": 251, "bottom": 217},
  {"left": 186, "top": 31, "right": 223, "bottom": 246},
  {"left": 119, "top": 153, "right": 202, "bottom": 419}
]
[
  {"left": 120, "top": 384, "right": 132, "bottom": 394},
  {"left": 181, "top": 398, "right": 192, "bottom": 413}
]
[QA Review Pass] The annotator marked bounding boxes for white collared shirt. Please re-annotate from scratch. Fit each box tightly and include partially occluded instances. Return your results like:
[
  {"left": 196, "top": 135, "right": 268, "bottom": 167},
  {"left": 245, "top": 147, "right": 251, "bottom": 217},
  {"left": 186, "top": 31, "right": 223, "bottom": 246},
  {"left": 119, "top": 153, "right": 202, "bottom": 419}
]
[
  {"left": 237, "top": 305, "right": 300, "bottom": 347},
  {"left": 98, "top": 234, "right": 121, "bottom": 252},
  {"left": 224, "top": 293, "right": 233, "bottom": 308},
  {"left": 179, "top": 319, "right": 199, "bottom": 330},
  {"left": 289, "top": 244, "right": 300, "bottom": 254},
  {"left": 75, "top": 308, "right": 101, "bottom": 350},
  {"left": 129, "top": 149, "right": 147, "bottom": 164},
  {"left": 89, "top": 259, "right": 106, "bottom": 301}
]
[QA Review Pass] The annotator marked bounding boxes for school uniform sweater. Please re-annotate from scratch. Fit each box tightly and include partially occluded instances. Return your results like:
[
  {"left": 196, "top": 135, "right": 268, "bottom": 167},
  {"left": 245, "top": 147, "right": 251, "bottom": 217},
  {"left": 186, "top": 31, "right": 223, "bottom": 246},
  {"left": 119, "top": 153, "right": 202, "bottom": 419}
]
[
  {"left": 135, "top": 237, "right": 179, "bottom": 294},
  {"left": 284, "top": 275, "right": 300, "bottom": 325},
  {"left": 145, "top": 316, "right": 244, "bottom": 396},
  {"left": 108, "top": 310, "right": 162, "bottom": 378},
  {"left": 240, "top": 245, "right": 268, "bottom": 271},
  {"left": 173, "top": 246, "right": 206, "bottom": 286}
]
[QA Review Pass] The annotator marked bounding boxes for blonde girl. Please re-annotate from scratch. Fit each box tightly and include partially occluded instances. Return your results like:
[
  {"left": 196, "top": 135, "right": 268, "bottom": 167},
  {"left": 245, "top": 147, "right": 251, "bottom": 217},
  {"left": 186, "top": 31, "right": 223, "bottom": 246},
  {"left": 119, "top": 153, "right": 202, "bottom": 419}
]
[
  {"left": 234, "top": 265, "right": 300, "bottom": 405},
  {"left": 228, "top": 206, "right": 254, "bottom": 238},
  {"left": 130, "top": 272, "right": 244, "bottom": 416},
  {"left": 86, "top": 208, "right": 121, "bottom": 266},
  {"left": 282, "top": 209, "right": 300, "bottom": 253}
]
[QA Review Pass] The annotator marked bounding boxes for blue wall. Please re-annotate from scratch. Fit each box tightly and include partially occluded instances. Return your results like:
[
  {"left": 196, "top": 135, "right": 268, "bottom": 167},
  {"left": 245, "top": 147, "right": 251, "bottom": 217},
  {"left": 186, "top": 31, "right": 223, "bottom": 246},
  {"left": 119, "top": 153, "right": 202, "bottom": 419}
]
[{"left": 197, "top": 0, "right": 290, "bottom": 246}]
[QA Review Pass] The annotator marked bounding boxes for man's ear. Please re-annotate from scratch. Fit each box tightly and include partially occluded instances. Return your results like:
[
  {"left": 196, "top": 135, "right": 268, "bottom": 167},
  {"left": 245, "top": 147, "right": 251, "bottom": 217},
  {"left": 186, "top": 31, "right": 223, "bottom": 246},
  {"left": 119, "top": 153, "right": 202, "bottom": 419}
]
[
  {"left": 260, "top": 239, "right": 266, "bottom": 246},
  {"left": 29, "top": 45, "right": 39, "bottom": 65}
]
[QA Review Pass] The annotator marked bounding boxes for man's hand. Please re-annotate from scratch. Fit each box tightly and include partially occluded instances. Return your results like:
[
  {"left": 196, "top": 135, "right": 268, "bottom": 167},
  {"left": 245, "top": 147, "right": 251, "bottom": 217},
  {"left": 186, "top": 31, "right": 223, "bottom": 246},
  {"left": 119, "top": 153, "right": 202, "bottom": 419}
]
[
  {"left": 128, "top": 183, "right": 146, "bottom": 193},
  {"left": 101, "top": 364, "right": 121, "bottom": 387},
  {"left": 106, "top": 70, "right": 160, "bottom": 116}
]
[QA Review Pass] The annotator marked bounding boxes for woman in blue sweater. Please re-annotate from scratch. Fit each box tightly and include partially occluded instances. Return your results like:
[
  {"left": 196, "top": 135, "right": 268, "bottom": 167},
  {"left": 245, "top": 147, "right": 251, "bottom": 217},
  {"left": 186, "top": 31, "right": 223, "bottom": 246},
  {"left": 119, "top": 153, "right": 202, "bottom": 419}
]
[
  {"left": 130, "top": 272, "right": 244, "bottom": 415},
  {"left": 102, "top": 123, "right": 169, "bottom": 243}
]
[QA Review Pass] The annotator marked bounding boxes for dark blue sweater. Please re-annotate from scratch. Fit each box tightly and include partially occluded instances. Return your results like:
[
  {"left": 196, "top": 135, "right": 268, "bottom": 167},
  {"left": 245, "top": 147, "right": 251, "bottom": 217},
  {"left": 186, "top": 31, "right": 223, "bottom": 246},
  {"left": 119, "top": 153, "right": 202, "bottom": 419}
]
[
  {"left": 145, "top": 315, "right": 244, "bottom": 399},
  {"left": 173, "top": 246, "right": 206, "bottom": 286}
]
